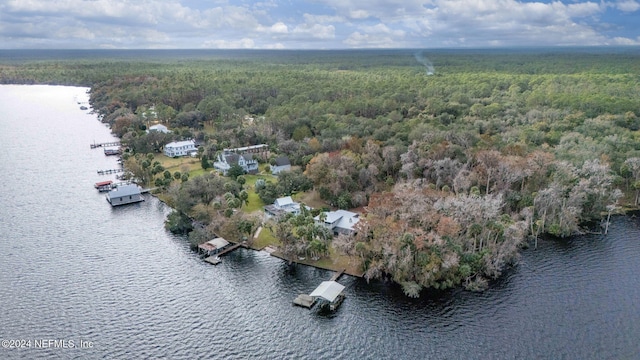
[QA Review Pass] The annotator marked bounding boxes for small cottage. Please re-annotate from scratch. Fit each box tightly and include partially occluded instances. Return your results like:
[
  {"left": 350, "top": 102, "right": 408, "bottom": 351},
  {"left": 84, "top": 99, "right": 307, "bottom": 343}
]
[
  {"left": 164, "top": 140, "right": 196, "bottom": 158},
  {"left": 106, "top": 184, "right": 144, "bottom": 206},
  {"left": 271, "top": 156, "right": 291, "bottom": 174},
  {"left": 264, "top": 196, "right": 305, "bottom": 217}
]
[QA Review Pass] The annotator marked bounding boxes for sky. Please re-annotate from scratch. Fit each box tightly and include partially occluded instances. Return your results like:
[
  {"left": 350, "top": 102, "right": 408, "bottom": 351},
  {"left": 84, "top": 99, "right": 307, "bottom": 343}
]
[{"left": 0, "top": 0, "right": 639, "bottom": 49}]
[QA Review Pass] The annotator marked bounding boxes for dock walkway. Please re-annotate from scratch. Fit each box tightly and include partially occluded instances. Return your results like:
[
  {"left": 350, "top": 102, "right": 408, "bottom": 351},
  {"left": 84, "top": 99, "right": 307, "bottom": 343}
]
[
  {"left": 90, "top": 141, "right": 121, "bottom": 149},
  {"left": 203, "top": 242, "right": 247, "bottom": 265},
  {"left": 330, "top": 269, "right": 345, "bottom": 281},
  {"left": 97, "top": 168, "right": 123, "bottom": 175}
]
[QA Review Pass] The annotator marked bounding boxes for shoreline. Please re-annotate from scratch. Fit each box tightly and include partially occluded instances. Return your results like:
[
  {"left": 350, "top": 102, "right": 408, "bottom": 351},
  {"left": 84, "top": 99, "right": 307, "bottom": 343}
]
[{"left": 145, "top": 188, "right": 365, "bottom": 277}]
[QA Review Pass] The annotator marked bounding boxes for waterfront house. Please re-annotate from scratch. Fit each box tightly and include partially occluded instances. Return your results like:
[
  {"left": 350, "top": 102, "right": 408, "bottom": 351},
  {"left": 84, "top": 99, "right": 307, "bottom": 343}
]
[
  {"left": 163, "top": 140, "right": 196, "bottom": 157},
  {"left": 264, "top": 196, "right": 305, "bottom": 217},
  {"left": 314, "top": 210, "right": 360, "bottom": 235},
  {"left": 106, "top": 184, "right": 144, "bottom": 206},
  {"left": 271, "top": 156, "right": 291, "bottom": 175},
  {"left": 213, "top": 150, "right": 259, "bottom": 175},
  {"left": 198, "top": 237, "right": 230, "bottom": 256}
]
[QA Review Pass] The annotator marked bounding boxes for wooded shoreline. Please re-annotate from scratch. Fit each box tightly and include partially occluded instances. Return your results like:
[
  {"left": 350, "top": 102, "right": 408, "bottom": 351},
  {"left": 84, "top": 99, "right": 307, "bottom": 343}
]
[{"left": 3, "top": 48, "right": 639, "bottom": 296}]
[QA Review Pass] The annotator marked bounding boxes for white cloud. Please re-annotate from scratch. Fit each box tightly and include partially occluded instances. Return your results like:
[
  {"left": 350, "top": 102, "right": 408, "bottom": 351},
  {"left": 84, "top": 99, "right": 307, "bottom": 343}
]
[
  {"left": 614, "top": 0, "right": 640, "bottom": 12},
  {"left": 612, "top": 36, "right": 640, "bottom": 45},
  {"left": 344, "top": 31, "right": 398, "bottom": 48},
  {"left": 271, "top": 22, "right": 289, "bottom": 34},
  {"left": 292, "top": 23, "right": 336, "bottom": 39},
  {"left": 0, "top": 0, "right": 636, "bottom": 49},
  {"left": 202, "top": 37, "right": 255, "bottom": 49}
]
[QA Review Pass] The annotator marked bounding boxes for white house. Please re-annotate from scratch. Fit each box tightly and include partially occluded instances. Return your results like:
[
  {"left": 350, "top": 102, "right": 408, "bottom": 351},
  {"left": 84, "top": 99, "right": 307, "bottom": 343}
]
[
  {"left": 314, "top": 210, "right": 360, "bottom": 235},
  {"left": 148, "top": 124, "right": 170, "bottom": 133},
  {"left": 271, "top": 156, "right": 291, "bottom": 175},
  {"left": 164, "top": 140, "right": 196, "bottom": 157},
  {"left": 264, "top": 196, "right": 306, "bottom": 217},
  {"left": 213, "top": 150, "right": 259, "bottom": 175}
]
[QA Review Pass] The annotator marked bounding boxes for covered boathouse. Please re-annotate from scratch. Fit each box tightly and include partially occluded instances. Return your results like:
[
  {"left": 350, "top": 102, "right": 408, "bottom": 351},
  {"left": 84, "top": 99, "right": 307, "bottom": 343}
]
[
  {"left": 106, "top": 184, "right": 144, "bottom": 206},
  {"left": 198, "top": 237, "right": 230, "bottom": 256},
  {"left": 294, "top": 280, "right": 345, "bottom": 311}
]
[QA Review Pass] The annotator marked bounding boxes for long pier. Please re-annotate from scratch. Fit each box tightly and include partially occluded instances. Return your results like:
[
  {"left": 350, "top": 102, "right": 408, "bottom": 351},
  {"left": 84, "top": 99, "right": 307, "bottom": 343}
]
[
  {"left": 90, "top": 141, "right": 121, "bottom": 149},
  {"left": 97, "top": 168, "right": 123, "bottom": 175}
]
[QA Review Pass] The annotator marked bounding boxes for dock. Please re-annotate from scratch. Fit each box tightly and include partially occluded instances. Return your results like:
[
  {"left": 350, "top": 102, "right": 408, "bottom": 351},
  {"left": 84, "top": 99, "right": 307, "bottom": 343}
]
[
  {"left": 90, "top": 141, "right": 121, "bottom": 149},
  {"left": 97, "top": 168, "right": 123, "bottom": 175},
  {"left": 330, "top": 269, "right": 345, "bottom": 281},
  {"left": 202, "top": 242, "right": 247, "bottom": 265},
  {"left": 293, "top": 294, "right": 315, "bottom": 308},
  {"left": 204, "top": 256, "right": 222, "bottom": 265}
]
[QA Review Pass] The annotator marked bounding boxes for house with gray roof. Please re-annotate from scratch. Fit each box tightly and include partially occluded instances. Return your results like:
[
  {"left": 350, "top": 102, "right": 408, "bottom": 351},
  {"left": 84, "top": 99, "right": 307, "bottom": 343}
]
[
  {"left": 314, "top": 210, "right": 360, "bottom": 235},
  {"left": 213, "top": 149, "right": 259, "bottom": 175},
  {"left": 271, "top": 156, "right": 291, "bottom": 174},
  {"left": 264, "top": 196, "right": 306, "bottom": 217}
]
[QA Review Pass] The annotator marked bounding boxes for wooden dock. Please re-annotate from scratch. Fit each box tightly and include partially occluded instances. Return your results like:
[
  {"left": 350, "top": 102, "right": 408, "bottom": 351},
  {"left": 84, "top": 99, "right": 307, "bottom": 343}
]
[
  {"left": 204, "top": 256, "right": 222, "bottom": 265},
  {"left": 202, "top": 242, "right": 247, "bottom": 265},
  {"left": 91, "top": 141, "right": 121, "bottom": 149},
  {"left": 330, "top": 269, "right": 346, "bottom": 281},
  {"left": 293, "top": 294, "right": 316, "bottom": 308},
  {"left": 97, "top": 168, "right": 124, "bottom": 175}
]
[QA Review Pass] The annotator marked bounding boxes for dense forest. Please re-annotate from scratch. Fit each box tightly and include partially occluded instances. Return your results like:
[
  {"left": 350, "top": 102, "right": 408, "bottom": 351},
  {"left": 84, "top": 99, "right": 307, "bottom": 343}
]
[{"left": 2, "top": 48, "right": 639, "bottom": 295}]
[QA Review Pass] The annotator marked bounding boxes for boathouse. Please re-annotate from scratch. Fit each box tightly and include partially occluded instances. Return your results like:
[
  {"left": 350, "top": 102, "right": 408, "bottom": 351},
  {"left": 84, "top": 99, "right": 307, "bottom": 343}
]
[
  {"left": 106, "top": 184, "right": 144, "bottom": 206},
  {"left": 94, "top": 180, "right": 114, "bottom": 192},
  {"left": 309, "top": 281, "right": 345, "bottom": 311},
  {"left": 198, "top": 237, "right": 230, "bottom": 256}
]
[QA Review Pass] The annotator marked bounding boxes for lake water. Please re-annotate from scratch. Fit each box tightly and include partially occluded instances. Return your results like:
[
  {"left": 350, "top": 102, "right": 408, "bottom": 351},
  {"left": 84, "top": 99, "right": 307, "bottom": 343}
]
[{"left": 1, "top": 85, "right": 639, "bottom": 359}]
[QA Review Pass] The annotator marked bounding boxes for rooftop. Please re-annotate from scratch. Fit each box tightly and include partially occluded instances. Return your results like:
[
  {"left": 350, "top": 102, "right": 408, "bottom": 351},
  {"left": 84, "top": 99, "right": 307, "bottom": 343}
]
[
  {"left": 108, "top": 184, "right": 141, "bottom": 197},
  {"left": 166, "top": 139, "right": 195, "bottom": 148},
  {"left": 309, "top": 281, "right": 345, "bottom": 303}
]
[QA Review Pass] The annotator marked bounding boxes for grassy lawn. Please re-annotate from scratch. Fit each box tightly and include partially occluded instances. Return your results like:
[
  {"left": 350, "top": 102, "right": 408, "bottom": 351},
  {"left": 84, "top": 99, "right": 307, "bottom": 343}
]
[
  {"left": 241, "top": 173, "right": 276, "bottom": 213},
  {"left": 243, "top": 191, "right": 264, "bottom": 212},
  {"left": 293, "top": 190, "right": 329, "bottom": 210},
  {"left": 301, "top": 246, "right": 364, "bottom": 277},
  {"left": 154, "top": 153, "right": 200, "bottom": 173},
  {"left": 252, "top": 226, "right": 280, "bottom": 250}
]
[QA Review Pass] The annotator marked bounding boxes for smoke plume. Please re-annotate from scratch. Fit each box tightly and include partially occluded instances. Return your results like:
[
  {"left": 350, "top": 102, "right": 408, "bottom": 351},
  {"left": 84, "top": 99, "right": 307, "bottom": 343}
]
[{"left": 414, "top": 51, "right": 434, "bottom": 75}]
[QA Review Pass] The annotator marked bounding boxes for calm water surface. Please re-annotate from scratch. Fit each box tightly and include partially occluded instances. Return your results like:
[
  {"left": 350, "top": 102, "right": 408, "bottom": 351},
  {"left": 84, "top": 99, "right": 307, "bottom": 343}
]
[{"left": 1, "top": 85, "right": 639, "bottom": 359}]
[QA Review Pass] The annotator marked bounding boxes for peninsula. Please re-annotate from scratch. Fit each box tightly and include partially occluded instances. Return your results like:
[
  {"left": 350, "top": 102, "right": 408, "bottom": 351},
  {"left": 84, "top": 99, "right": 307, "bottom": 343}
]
[{"left": 2, "top": 48, "right": 639, "bottom": 296}]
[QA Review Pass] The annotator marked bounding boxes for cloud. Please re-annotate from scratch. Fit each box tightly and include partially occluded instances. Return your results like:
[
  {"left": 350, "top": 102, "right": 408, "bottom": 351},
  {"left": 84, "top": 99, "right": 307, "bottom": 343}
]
[
  {"left": 202, "top": 38, "right": 256, "bottom": 49},
  {"left": 0, "top": 0, "right": 637, "bottom": 49},
  {"left": 614, "top": 0, "right": 640, "bottom": 12}
]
